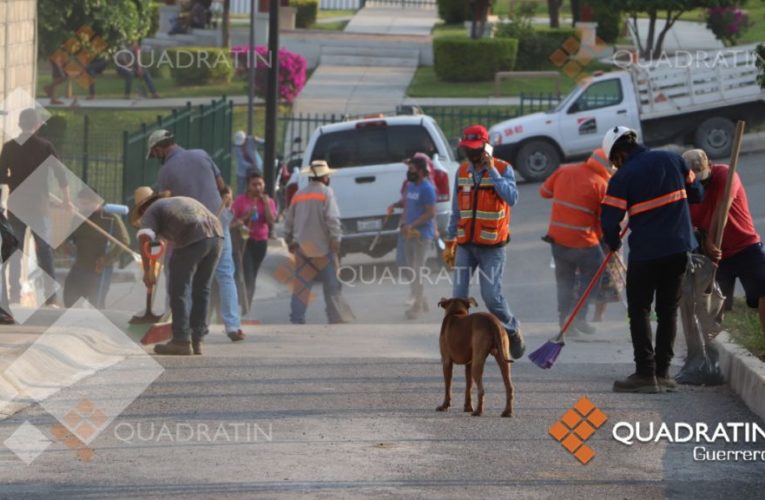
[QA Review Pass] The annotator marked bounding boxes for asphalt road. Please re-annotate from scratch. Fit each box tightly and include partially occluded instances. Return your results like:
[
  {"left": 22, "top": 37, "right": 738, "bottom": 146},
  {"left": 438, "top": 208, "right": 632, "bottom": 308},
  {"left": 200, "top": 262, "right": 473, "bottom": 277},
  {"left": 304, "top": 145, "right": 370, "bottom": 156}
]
[{"left": 1, "top": 151, "right": 765, "bottom": 498}]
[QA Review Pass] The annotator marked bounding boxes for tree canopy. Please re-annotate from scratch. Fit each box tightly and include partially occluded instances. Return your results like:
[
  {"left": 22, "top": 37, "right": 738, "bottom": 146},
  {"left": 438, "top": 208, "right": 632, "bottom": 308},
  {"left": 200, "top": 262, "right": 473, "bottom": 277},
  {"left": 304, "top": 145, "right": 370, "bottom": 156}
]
[{"left": 38, "top": 0, "right": 154, "bottom": 57}]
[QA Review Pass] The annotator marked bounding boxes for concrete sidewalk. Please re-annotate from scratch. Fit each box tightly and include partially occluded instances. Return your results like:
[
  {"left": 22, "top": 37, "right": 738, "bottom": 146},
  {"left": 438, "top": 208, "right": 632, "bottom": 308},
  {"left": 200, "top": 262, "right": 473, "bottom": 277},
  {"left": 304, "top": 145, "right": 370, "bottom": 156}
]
[{"left": 344, "top": 6, "right": 438, "bottom": 36}]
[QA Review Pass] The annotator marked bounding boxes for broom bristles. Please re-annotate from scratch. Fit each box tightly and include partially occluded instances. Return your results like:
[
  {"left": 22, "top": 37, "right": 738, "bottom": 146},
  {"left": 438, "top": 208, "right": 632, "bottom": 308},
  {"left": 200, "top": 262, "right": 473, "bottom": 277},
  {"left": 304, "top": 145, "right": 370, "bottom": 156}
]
[{"left": 529, "top": 340, "right": 564, "bottom": 369}]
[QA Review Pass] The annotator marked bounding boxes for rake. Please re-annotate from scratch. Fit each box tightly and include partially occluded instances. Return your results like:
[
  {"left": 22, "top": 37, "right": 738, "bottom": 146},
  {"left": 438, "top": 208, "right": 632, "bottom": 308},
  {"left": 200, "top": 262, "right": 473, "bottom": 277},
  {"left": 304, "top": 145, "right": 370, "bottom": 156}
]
[{"left": 530, "top": 227, "right": 628, "bottom": 369}]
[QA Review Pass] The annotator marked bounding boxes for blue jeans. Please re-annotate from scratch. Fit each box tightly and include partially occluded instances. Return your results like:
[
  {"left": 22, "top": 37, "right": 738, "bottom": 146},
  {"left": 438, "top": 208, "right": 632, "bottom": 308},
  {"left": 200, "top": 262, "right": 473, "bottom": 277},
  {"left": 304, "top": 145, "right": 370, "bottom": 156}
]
[
  {"left": 289, "top": 251, "right": 343, "bottom": 324},
  {"left": 116, "top": 66, "right": 157, "bottom": 96},
  {"left": 169, "top": 237, "right": 223, "bottom": 342},
  {"left": 214, "top": 227, "right": 242, "bottom": 333},
  {"left": 551, "top": 243, "right": 603, "bottom": 325},
  {"left": 453, "top": 243, "right": 518, "bottom": 334}
]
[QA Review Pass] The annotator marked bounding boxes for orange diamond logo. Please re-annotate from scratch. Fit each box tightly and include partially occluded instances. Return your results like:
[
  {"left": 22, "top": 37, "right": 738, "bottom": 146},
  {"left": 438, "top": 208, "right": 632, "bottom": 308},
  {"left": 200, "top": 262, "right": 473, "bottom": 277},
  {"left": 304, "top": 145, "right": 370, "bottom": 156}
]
[{"left": 549, "top": 396, "right": 608, "bottom": 465}]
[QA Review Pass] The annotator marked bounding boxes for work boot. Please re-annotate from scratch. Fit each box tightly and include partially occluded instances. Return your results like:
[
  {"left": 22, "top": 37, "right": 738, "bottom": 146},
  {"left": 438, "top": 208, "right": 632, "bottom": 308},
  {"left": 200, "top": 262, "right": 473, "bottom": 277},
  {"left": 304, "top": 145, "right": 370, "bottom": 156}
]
[
  {"left": 192, "top": 339, "right": 202, "bottom": 355},
  {"left": 656, "top": 370, "right": 678, "bottom": 392},
  {"left": 508, "top": 328, "right": 525, "bottom": 360},
  {"left": 405, "top": 300, "right": 424, "bottom": 320},
  {"left": 154, "top": 340, "right": 192, "bottom": 356},
  {"left": 227, "top": 330, "right": 245, "bottom": 342},
  {"left": 613, "top": 373, "right": 660, "bottom": 393},
  {"left": 573, "top": 319, "right": 596, "bottom": 335}
]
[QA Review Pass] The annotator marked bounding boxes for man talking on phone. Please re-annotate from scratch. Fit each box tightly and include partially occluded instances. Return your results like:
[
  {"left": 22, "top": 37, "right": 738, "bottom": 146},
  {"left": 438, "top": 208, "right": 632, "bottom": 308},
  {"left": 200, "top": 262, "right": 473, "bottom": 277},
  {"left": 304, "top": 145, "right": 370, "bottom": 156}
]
[{"left": 444, "top": 125, "right": 525, "bottom": 359}]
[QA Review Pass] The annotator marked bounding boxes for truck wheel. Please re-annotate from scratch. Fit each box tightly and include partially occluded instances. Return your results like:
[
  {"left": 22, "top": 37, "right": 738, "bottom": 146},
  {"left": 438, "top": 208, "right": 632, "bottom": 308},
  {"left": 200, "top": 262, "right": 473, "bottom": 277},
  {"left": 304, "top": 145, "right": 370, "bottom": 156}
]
[
  {"left": 516, "top": 140, "right": 561, "bottom": 182},
  {"left": 694, "top": 117, "right": 735, "bottom": 159}
]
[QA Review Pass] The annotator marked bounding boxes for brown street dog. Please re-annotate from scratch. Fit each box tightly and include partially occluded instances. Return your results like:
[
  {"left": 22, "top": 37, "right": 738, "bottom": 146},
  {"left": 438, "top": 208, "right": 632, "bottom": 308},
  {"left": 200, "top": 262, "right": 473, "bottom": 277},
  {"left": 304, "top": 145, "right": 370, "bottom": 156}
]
[{"left": 436, "top": 297, "right": 514, "bottom": 417}]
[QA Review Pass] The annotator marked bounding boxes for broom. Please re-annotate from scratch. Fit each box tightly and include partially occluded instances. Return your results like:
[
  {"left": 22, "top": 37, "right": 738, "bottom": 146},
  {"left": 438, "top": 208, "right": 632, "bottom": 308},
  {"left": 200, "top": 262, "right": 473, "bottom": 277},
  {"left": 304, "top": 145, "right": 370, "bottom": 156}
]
[{"left": 530, "top": 227, "right": 628, "bottom": 369}]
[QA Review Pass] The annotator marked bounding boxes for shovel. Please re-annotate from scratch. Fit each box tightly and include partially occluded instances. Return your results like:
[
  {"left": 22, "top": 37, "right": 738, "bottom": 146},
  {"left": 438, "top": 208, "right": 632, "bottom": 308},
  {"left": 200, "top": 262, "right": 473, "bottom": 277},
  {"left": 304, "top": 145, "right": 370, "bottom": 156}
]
[{"left": 129, "top": 241, "right": 165, "bottom": 324}]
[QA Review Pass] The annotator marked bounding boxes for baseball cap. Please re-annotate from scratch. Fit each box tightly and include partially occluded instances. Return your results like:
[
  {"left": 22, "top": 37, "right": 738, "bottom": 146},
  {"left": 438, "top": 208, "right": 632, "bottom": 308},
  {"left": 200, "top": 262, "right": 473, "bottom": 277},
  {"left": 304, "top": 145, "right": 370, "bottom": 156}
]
[{"left": 459, "top": 125, "right": 489, "bottom": 150}]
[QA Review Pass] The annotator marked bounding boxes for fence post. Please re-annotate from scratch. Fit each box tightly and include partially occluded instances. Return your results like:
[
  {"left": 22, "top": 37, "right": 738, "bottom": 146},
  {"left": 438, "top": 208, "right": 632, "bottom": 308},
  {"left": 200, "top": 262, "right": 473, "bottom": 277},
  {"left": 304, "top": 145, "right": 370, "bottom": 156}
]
[
  {"left": 122, "top": 130, "right": 129, "bottom": 204},
  {"left": 82, "top": 114, "right": 90, "bottom": 185}
]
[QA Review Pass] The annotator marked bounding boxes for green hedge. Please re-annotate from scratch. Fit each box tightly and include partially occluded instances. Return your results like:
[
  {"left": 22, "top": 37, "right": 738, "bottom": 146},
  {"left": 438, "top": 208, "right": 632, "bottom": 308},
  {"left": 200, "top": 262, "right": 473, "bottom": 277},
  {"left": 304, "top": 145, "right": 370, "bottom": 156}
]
[
  {"left": 291, "top": 0, "right": 318, "bottom": 28},
  {"left": 166, "top": 48, "right": 234, "bottom": 86},
  {"left": 590, "top": 0, "right": 623, "bottom": 44},
  {"left": 438, "top": 0, "right": 468, "bottom": 24},
  {"left": 496, "top": 25, "right": 577, "bottom": 71},
  {"left": 433, "top": 37, "right": 518, "bottom": 82}
]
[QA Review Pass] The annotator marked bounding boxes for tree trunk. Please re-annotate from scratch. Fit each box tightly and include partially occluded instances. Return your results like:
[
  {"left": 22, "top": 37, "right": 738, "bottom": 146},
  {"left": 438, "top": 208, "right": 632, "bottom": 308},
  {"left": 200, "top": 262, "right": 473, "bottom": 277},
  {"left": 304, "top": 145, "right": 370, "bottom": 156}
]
[
  {"left": 643, "top": 10, "right": 657, "bottom": 60},
  {"left": 653, "top": 10, "right": 683, "bottom": 60},
  {"left": 570, "top": 0, "right": 580, "bottom": 27},
  {"left": 547, "top": 0, "right": 561, "bottom": 28},
  {"left": 221, "top": 0, "right": 231, "bottom": 48}
]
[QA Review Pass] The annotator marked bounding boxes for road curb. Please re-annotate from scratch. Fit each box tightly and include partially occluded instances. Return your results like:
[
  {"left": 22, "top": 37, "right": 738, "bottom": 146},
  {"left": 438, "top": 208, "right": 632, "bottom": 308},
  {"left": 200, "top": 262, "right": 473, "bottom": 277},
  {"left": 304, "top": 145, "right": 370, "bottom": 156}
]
[
  {"left": 713, "top": 331, "right": 765, "bottom": 421},
  {"left": 741, "top": 132, "right": 765, "bottom": 155}
]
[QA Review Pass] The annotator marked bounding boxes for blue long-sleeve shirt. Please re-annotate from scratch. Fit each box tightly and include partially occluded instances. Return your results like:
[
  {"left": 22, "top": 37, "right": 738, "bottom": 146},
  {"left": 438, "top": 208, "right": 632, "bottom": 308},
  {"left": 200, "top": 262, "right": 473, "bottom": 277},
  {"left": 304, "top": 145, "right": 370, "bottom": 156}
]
[
  {"left": 600, "top": 145, "right": 704, "bottom": 262},
  {"left": 446, "top": 161, "right": 518, "bottom": 240},
  {"left": 233, "top": 136, "right": 263, "bottom": 178}
]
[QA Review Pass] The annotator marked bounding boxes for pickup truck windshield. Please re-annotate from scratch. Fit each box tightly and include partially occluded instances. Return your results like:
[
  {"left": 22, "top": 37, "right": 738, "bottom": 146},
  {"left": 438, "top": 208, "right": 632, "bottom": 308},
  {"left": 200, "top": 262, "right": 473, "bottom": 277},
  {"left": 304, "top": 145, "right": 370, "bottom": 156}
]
[{"left": 310, "top": 125, "right": 438, "bottom": 168}]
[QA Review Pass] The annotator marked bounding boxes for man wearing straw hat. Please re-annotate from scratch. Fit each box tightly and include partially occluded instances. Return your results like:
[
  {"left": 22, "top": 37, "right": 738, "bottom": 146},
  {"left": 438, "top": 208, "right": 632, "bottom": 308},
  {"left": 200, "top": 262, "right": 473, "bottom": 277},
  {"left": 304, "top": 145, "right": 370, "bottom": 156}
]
[
  {"left": 130, "top": 187, "right": 223, "bottom": 355},
  {"left": 284, "top": 160, "right": 349, "bottom": 324}
]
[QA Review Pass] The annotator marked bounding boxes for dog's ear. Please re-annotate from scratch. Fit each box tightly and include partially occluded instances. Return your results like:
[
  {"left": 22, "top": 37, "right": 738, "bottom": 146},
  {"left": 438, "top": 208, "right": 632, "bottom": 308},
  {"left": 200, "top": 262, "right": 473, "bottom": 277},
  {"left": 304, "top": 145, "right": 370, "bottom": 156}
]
[
  {"left": 468, "top": 297, "right": 478, "bottom": 307},
  {"left": 438, "top": 297, "right": 450, "bottom": 309}
]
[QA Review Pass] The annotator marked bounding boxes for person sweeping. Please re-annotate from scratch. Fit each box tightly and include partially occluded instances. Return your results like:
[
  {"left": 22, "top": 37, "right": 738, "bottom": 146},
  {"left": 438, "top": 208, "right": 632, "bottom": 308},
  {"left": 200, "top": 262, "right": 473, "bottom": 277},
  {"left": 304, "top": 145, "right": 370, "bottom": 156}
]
[
  {"left": 600, "top": 127, "right": 704, "bottom": 393},
  {"left": 131, "top": 188, "right": 224, "bottom": 356}
]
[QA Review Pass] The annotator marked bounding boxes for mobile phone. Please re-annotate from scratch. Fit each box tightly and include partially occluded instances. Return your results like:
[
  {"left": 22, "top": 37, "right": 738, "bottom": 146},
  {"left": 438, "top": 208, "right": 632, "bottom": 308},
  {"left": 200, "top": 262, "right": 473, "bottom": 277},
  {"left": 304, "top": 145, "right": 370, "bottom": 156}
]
[{"left": 483, "top": 143, "right": 494, "bottom": 156}]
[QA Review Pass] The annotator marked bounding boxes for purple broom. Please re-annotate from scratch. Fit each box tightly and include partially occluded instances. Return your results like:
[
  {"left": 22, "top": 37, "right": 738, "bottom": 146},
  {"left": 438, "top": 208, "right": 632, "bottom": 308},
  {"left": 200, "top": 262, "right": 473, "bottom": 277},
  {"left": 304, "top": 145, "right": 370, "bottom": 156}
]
[{"left": 530, "top": 228, "right": 628, "bottom": 369}]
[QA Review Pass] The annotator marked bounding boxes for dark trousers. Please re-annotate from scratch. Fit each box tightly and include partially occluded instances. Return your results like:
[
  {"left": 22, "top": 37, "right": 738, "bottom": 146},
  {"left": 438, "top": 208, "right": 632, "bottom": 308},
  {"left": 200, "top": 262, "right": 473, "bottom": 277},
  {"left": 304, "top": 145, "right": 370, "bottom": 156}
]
[
  {"left": 168, "top": 237, "right": 223, "bottom": 342},
  {"left": 8, "top": 215, "right": 58, "bottom": 304},
  {"left": 63, "top": 263, "right": 113, "bottom": 309},
  {"left": 242, "top": 239, "right": 268, "bottom": 309},
  {"left": 626, "top": 252, "right": 688, "bottom": 377},
  {"left": 551, "top": 243, "right": 603, "bottom": 325},
  {"left": 116, "top": 67, "right": 158, "bottom": 96}
]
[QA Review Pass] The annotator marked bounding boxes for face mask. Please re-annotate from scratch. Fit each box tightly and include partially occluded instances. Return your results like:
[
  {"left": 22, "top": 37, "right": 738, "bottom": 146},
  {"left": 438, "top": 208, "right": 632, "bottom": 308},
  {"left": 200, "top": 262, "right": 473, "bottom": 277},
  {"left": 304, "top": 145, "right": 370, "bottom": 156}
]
[{"left": 407, "top": 171, "right": 419, "bottom": 182}]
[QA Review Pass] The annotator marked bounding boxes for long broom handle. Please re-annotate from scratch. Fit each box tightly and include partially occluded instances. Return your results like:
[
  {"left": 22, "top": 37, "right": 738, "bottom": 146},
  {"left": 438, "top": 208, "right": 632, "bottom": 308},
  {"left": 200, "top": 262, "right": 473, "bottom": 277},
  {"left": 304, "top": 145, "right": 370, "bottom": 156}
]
[
  {"left": 49, "top": 193, "right": 139, "bottom": 259},
  {"left": 556, "top": 226, "right": 629, "bottom": 341},
  {"left": 711, "top": 120, "right": 746, "bottom": 256}
]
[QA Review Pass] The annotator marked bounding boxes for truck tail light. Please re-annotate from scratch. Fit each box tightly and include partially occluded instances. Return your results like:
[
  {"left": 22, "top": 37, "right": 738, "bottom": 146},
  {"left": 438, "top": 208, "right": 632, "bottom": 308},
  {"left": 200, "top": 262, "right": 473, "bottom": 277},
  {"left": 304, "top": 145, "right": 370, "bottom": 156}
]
[{"left": 433, "top": 169, "right": 450, "bottom": 202}]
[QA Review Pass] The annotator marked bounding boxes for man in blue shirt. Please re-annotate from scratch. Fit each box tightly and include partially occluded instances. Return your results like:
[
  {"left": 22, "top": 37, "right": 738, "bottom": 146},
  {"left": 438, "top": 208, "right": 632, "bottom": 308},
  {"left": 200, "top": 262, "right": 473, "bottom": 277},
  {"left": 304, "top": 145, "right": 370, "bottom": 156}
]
[
  {"left": 148, "top": 129, "right": 244, "bottom": 343},
  {"left": 233, "top": 131, "right": 264, "bottom": 194},
  {"left": 601, "top": 126, "right": 703, "bottom": 394},
  {"left": 401, "top": 156, "right": 436, "bottom": 319}
]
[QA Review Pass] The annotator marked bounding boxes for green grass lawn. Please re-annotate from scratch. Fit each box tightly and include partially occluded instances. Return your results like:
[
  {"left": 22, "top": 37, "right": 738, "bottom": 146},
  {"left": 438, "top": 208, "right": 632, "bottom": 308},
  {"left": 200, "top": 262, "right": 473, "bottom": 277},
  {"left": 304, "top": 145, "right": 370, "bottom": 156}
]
[
  {"left": 310, "top": 20, "right": 349, "bottom": 31},
  {"left": 37, "top": 71, "right": 249, "bottom": 100},
  {"left": 492, "top": 0, "right": 571, "bottom": 18},
  {"left": 408, "top": 66, "right": 581, "bottom": 98},
  {"left": 724, "top": 298, "right": 765, "bottom": 360}
]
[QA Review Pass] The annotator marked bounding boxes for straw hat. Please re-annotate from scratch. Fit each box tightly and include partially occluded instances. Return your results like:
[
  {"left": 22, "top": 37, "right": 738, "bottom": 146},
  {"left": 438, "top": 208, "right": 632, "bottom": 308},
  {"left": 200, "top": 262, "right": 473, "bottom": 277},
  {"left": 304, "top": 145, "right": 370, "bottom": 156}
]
[
  {"left": 129, "top": 186, "right": 159, "bottom": 228},
  {"left": 300, "top": 160, "right": 336, "bottom": 178}
]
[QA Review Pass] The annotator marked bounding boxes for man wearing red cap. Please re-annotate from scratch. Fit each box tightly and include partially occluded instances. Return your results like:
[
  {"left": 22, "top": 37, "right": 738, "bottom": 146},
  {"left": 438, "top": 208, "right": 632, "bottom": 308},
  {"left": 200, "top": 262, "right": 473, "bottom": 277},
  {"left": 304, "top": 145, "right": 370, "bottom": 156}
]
[{"left": 444, "top": 125, "right": 525, "bottom": 359}]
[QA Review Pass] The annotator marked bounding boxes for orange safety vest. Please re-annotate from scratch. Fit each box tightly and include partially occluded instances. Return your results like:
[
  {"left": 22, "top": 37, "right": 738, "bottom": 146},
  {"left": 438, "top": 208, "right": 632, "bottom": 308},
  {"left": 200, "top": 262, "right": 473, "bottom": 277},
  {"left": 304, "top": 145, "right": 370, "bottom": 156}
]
[
  {"left": 455, "top": 158, "right": 512, "bottom": 246},
  {"left": 539, "top": 149, "right": 611, "bottom": 248}
]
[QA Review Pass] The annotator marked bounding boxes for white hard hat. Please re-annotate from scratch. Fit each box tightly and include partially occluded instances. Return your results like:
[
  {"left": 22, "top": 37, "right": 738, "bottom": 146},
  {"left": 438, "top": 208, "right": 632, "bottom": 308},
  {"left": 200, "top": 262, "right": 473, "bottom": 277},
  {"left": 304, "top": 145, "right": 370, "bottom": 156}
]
[
  {"left": 234, "top": 130, "right": 246, "bottom": 146},
  {"left": 147, "top": 129, "right": 174, "bottom": 159},
  {"left": 602, "top": 126, "right": 637, "bottom": 160}
]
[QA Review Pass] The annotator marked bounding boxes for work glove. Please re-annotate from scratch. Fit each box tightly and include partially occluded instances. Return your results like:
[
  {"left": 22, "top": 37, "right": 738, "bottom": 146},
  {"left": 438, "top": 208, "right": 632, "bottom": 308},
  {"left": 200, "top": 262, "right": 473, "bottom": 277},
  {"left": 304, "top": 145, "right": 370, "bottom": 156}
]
[{"left": 443, "top": 239, "right": 457, "bottom": 270}]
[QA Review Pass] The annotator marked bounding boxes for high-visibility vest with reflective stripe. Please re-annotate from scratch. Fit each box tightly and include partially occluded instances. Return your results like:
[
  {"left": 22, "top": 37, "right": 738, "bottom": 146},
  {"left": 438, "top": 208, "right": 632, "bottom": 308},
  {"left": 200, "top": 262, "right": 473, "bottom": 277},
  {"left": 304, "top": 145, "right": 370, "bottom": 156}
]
[
  {"left": 540, "top": 152, "right": 610, "bottom": 248},
  {"left": 455, "top": 159, "right": 512, "bottom": 246}
]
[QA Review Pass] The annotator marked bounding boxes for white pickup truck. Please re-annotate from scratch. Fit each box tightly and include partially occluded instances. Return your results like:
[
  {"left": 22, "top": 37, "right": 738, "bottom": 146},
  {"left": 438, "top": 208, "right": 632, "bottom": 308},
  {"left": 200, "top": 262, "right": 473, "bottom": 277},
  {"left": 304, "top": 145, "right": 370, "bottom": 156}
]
[
  {"left": 294, "top": 114, "right": 459, "bottom": 258},
  {"left": 489, "top": 44, "right": 765, "bottom": 181}
]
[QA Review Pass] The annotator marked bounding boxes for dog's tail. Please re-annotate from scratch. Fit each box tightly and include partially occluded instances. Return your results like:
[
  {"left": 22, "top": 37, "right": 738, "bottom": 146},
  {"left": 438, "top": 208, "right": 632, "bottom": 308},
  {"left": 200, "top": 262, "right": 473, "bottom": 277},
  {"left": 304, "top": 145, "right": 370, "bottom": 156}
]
[{"left": 492, "top": 319, "right": 511, "bottom": 364}]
